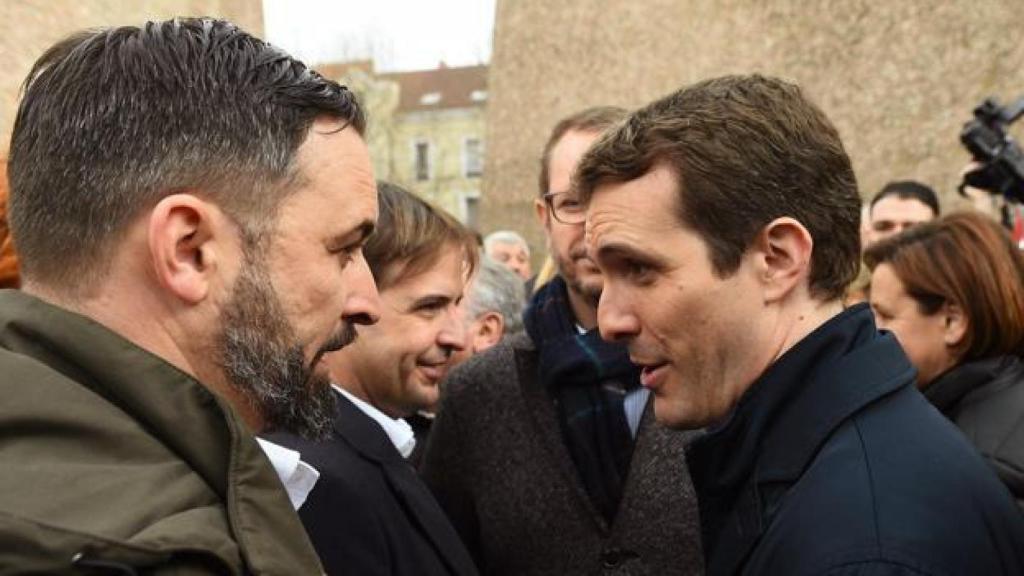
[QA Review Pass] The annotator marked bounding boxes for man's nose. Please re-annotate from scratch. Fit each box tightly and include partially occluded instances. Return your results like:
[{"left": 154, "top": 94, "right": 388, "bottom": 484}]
[
  {"left": 342, "top": 253, "right": 381, "bottom": 326},
  {"left": 437, "top": 305, "right": 468, "bottom": 352},
  {"left": 597, "top": 285, "right": 640, "bottom": 343}
]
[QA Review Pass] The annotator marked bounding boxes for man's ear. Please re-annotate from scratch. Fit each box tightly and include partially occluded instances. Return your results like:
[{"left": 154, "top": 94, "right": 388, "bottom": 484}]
[
  {"left": 534, "top": 198, "right": 551, "bottom": 231},
  {"left": 472, "top": 312, "right": 505, "bottom": 353},
  {"left": 753, "top": 217, "right": 814, "bottom": 303},
  {"left": 942, "top": 301, "right": 968, "bottom": 348},
  {"left": 147, "top": 194, "right": 224, "bottom": 304}
]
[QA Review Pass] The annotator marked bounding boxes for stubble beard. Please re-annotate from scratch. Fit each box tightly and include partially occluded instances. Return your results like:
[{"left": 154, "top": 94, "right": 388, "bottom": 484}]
[{"left": 557, "top": 250, "right": 602, "bottom": 309}]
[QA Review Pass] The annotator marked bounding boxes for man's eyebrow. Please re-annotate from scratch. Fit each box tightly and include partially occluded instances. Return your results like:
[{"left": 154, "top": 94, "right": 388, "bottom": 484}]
[
  {"left": 328, "top": 220, "right": 376, "bottom": 249},
  {"left": 592, "top": 242, "right": 660, "bottom": 268},
  {"left": 409, "top": 294, "right": 453, "bottom": 309}
]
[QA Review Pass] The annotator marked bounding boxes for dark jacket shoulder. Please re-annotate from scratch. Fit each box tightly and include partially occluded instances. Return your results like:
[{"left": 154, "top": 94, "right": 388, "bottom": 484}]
[
  {"left": 926, "top": 356, "right": 1024, "bottom": 508},
  {"left": 689, "top": 306, "right": 1024, "bottom": 576},
  {"left": 442, "top": 333, "right": 534, "bottom": 399}
]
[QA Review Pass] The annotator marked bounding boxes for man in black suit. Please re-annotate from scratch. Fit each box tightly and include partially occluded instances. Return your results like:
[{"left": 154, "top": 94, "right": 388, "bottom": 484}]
[{"left": 265, "top": 181, "right": 479, "bottom": 576}]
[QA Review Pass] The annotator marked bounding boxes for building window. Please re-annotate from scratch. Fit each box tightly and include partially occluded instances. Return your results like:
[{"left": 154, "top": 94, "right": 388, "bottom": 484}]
[
  {"left": 462, "top": 193, "right": 481, "bottom": 229},
  {"left": 414, "top": 141, "right": 430, "bottom": 181},
  {"left": 464, "top": 138, "right": 483, "bottom": 178},
  {"left": 420, "top": 92, "right": 442, "bottom": 105}
]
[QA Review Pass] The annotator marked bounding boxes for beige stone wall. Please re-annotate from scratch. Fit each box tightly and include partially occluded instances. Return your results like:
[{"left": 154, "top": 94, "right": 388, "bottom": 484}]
[
  {"left": 0, "top": 0, "right": 263, "bottom": 153},
  {"left": 483, "top": 0, "right": 1024, "bottom": 262}
]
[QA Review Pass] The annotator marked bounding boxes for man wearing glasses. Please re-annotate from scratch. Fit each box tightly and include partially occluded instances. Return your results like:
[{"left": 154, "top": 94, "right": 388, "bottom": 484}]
[{"left": 421, "top": 108, "right": 703, "bottom": 575}]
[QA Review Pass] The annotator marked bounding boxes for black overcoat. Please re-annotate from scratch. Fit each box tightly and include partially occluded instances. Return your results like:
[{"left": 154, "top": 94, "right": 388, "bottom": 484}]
[{"left": 266, "top": 391, "right": 478, "bottom": 576}]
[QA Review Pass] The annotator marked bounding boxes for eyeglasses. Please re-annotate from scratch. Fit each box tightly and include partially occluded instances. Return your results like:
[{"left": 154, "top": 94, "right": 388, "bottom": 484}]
[{"left": 543, "top": 191, "right": 586, "bottom": 225}]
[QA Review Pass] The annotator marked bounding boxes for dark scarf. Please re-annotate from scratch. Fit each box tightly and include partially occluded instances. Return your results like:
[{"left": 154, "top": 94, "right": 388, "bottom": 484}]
[{"left": 524, "top": 276, "right": 641, "bottom": 523}]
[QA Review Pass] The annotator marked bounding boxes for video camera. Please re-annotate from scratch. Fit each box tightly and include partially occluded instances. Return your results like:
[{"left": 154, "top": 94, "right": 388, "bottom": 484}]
[{"left": 959, "top": 96, "right": 1024, "bottom": 203}]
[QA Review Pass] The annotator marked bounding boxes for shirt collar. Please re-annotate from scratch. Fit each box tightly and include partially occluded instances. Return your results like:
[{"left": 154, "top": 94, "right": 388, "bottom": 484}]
[
  {"left": 334, "top": 385, "right": 417, "bottom": 458},
  {"left": 254, "top": 437, "right": 320, "bottom": 510}
]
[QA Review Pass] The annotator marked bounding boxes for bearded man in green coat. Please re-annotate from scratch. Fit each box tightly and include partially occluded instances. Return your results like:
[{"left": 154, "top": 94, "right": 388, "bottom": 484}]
[{"left": 0, "top": 18, "right": 382, "bottom": 574}]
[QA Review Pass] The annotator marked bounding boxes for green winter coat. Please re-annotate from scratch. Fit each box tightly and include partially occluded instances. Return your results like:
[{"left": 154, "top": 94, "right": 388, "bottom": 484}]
[{"left": 0, "top": 290, "right": 324, "bottom": 575}]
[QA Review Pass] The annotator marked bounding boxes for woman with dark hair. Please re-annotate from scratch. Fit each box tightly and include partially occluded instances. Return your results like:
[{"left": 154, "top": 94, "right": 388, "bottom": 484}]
[{"left": 865, "top": 211, "right": 1024, "bottom": 509}]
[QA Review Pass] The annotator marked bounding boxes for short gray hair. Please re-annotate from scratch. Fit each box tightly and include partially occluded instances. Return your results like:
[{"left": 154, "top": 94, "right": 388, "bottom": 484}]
[
  {"left": 466, "top": 255, "right": 526, "bottom": 336},
  {"left": 484, "top": 230, "right": 530, "bottom": 257}
]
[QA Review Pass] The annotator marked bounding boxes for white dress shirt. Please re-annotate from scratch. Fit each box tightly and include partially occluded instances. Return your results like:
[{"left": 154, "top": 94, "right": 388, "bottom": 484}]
[
  {"left": 334, "top": 385, "right": 417, "bottom": 458},
  {"left": 255, "top": 437, "right": 320, "bottom": 510}
]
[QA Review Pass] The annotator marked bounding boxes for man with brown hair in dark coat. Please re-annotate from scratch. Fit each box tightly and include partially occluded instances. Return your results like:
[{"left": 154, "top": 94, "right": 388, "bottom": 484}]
[{"left": 577, "top": 74, "right": 1024, "bottom": 576}]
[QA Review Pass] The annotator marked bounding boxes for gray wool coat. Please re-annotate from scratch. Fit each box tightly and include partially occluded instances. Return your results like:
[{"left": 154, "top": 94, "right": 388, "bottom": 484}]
[{"left": 420, "top": 332, "right": 704, "bottom": 576}]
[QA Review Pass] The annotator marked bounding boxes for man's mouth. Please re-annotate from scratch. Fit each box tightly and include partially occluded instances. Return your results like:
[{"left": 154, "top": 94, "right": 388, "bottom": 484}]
[
  {"left": 310, "top": 324, "right": 358, "bottom": 368},
  {"left": 633, "top": 358, "right": 670, "bottom": 389},
  {"left": 321, "top": 324, "right": 358, "bottom": 354},
  {"left": 416, "top": 361, "right": 448, "bottom": 383}
]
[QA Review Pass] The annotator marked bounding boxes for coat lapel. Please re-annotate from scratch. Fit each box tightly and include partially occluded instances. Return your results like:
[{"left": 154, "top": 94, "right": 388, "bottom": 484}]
[
  {"left": 380, "top": 461, "right": 479, "bottom": 576},
  {"left": 332, "top": 392, "right": 478, "bottom": 576}
]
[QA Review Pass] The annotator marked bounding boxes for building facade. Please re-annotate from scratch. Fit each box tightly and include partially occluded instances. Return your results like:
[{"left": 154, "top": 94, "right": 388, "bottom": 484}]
[{"left": 322, "top": 61, "right": 488, "bottom": 230}]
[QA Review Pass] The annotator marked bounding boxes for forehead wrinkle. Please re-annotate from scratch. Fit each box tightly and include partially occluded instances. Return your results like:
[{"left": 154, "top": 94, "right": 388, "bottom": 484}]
[
  {"left": 586, "top": 188, "right": 678, "bottom": 256},
  {"left": 586, "top": 196, "right": 640, "bottom": 259}
]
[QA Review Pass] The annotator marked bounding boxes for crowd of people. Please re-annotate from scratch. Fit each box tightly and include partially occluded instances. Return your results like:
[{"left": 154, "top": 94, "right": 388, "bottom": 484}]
[{"left": 1, "top": 16, "right": 1023, "bottom": 576}]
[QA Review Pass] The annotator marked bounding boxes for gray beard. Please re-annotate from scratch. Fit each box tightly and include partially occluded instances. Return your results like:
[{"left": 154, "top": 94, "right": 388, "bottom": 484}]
[{"left": 216, "top": 251, "right": 349, "bottom": 441}]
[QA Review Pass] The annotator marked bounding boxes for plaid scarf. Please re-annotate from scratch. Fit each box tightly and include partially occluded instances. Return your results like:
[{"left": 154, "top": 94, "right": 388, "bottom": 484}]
[{"left": 524, "top": 276, "right": 641, "bottom": 523}]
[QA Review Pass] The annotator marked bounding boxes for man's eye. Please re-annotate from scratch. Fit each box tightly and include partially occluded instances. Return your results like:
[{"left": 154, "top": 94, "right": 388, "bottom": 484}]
[
  {"left": 415, "top": 301, "right": 447, "bottom": 316},
  {"left": 559, "top": 200, "right": 582, "bottom": 212},
  {"left": 626, "top": 260, "right": 653, "bottom": 282},
  {"left": 334, "top": 246, "right": 357, "bottom": 268},
  {"left": 873, "top": 222, "right": 895, "bottom": 232}
]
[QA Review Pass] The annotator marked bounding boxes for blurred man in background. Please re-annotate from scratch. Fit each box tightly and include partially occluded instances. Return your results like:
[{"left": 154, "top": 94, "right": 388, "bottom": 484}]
[
  {"left": 864, "top": 180, "right": 940, "bottom": 248},
  {"left": 484, "top": 229, "right": 532, "bottom": 280},
  {"left": 449, "top": 254, "right": 527, "bottom": 368}
]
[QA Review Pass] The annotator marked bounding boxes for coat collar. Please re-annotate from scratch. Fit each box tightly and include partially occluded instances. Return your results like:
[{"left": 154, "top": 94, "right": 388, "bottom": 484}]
[
  {"left": 331, "top": 388, "right": 409, "bottom": 464},
  {"left": 924, "top": 355, "right": 1022, "bottom": 415},
  {"left": 686, "top": 304, "right": 916, "bottom": 575},
  {"left": 0, "top": 289, "right": 323, "bottom": 574}
]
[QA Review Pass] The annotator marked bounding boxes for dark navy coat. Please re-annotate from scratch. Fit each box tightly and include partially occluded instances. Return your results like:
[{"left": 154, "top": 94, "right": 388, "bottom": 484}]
[{"left": 687, "top": 305, "right": 1024, "bottom": 575}]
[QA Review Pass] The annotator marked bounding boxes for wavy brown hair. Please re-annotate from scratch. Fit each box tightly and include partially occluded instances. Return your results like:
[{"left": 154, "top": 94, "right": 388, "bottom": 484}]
[
  {"left": 365, "top": 182, "right": 478, "bottom": 290},
  {"left": 864, "top": 211, "right": 1024, "bottom": 362}
]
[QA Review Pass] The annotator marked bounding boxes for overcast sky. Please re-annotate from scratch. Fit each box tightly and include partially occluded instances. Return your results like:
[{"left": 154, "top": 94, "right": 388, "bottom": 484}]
[{"left": 263, "top": 0, "right": 496, "bottom": 71}]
